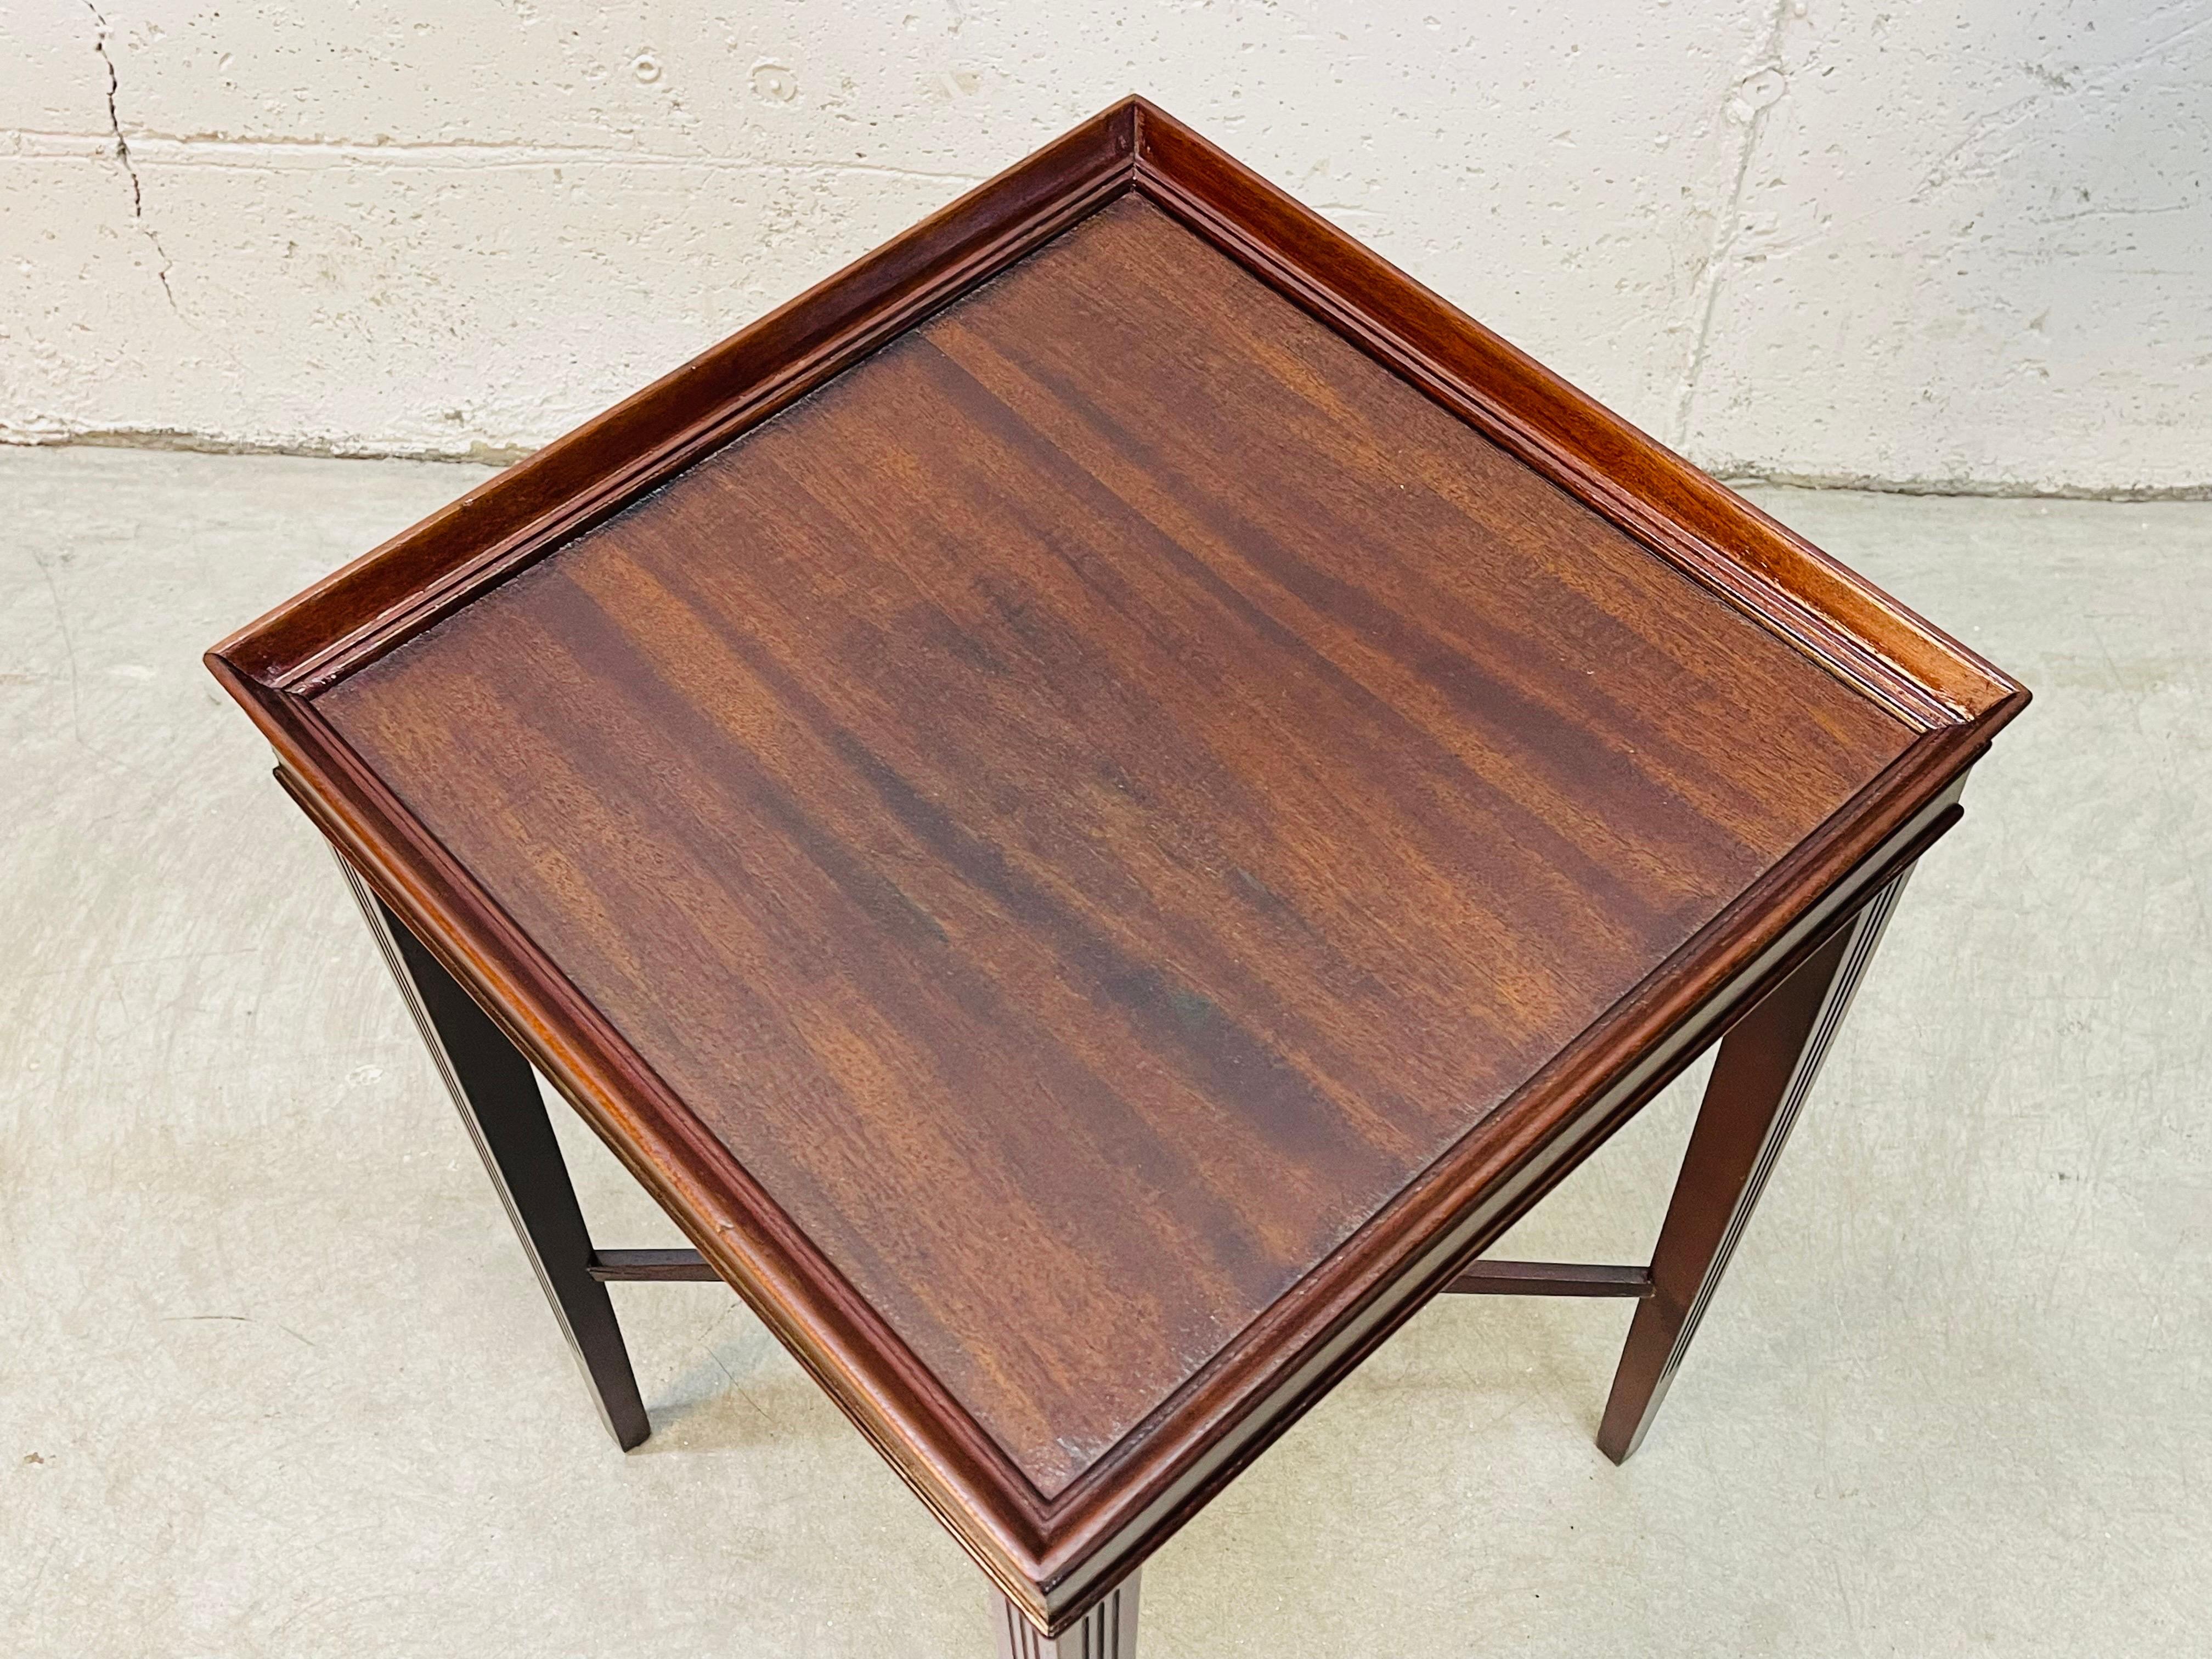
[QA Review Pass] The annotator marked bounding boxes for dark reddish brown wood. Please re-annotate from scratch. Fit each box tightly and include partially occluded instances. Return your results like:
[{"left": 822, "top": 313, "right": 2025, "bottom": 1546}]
[
  {"left": 588, "top": 1249, "right": 721, "bottom": 1283},
  {"left": 1598, "top": 866, "right": 1914, "bottom": 1464},
  {"left": 337, "top": 855, "right": 652, "bottom": 1451},
  {"left": 318, "top": 189, "right": 1918, "bottom": 1504},
  {"left": 1444, "top": 1262, "right": 1653, "bottom": 1298},
  {"left": 610, "top": 1250, "right": 1662, "bottom": 1297},
  {"left": 997, "top": 1572, "right": 1138, "bottom": 1659},
  {"left": 206, "top": 97, "right": 2029, "bottom": 1633}
]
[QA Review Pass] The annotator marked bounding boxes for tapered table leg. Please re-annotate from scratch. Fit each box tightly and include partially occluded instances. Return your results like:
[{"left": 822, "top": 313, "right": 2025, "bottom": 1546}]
[
  {"left": 1598, "top": 868, "right": 1913, "bottom": 1464},
  {"left": 335, "top": 852, "right": 653, "bottom": 1451},
  {"left": 995, "top": 1573, "right": 1141, "bottom": 1659}
]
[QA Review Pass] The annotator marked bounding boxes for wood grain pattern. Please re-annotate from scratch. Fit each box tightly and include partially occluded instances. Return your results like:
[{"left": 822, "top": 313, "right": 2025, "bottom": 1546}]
[
  {"left": 208, "top": 97, "right": 2029, "bottom": 1630},
  {"left": 321, "top": 196, "right": 1909, "bottom": 1494}
]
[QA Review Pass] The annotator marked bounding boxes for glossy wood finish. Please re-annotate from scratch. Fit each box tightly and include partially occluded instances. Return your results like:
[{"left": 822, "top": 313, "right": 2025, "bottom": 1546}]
[
  {"left": 1599, "top": 865, "right": 1914, "bottom": 1464},
  {"left": 208, "top": 98, "right": 2029, "bottom": 1632},
  {"left": 318, "top": 190, "right": 1915, "bottom": 1502}
]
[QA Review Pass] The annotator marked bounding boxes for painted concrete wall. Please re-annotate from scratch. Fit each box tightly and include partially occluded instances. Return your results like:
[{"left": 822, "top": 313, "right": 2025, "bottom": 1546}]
[{"left": 2, "top": 1, "right": 2204, "bottom": 494}]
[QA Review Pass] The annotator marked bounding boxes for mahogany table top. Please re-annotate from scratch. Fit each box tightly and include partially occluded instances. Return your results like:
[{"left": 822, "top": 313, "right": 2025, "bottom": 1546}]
[{"left": 209, "top": 98, "right": 2026, "bottom": 1625}]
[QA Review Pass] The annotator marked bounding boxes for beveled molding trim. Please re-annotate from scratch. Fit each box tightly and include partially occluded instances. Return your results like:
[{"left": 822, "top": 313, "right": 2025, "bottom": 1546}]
[{"left": 208, "top": 94, "right": 2032, "bottom": 1635}]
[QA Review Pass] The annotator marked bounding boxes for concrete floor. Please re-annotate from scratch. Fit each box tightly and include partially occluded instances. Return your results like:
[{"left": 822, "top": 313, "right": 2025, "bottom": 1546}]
[{"left": 2, "top": 444, "right": 2206, "bottom": 1658}]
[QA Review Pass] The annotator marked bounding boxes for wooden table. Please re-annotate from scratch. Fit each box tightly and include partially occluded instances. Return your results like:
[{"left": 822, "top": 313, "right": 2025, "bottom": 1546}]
[{"left": 207, "top": 99, "right": 2028, "bottom": 1655}]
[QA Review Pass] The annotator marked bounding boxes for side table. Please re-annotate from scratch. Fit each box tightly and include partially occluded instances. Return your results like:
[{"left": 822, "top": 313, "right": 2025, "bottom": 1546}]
[{"left": 208, "top": 98, "right": 2027, "bottom": 1655}]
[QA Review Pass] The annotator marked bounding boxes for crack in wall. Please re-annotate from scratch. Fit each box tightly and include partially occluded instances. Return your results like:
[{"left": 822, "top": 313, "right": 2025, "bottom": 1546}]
[
  {"left": 1674, "top": 0, "right": 1796, "bottom": 449},
  {"left": 84, "top": 2, "right": 179, "bottom": 313},
  {"left": 3, "top": 7, "right": 2197, "bottom": 496}
]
